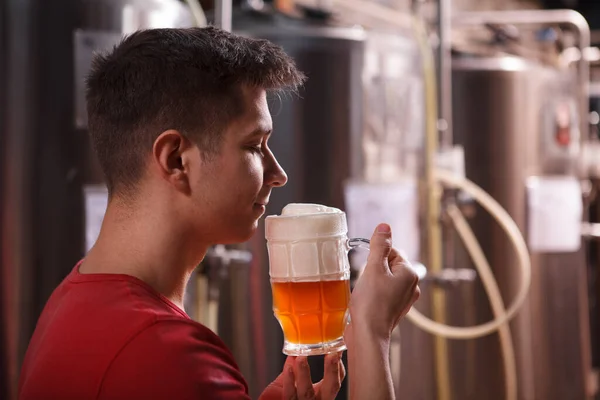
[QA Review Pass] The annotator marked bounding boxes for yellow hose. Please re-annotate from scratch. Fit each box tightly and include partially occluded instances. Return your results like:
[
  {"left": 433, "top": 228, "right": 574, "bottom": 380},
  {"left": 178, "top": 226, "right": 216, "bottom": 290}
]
[
  {"left": 446, "top": 204, "right": 518, "bottom": 400},
  {"left": 411, "top": 15, "right": 452, "bottom": 400},
  {"left": 407, "top": 169, "right": 532, "bottom": 338}
]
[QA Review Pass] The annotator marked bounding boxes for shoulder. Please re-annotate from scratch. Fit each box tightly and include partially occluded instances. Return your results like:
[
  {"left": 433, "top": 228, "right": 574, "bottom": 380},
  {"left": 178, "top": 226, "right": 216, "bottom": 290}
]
[{"left": 97, "top": 319, "right": 250, "bottom": 400}]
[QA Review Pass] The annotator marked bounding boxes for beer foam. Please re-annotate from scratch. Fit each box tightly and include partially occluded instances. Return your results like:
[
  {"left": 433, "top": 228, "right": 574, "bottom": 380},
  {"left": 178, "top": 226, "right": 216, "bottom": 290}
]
[
  {"left": 281, "top": 203, "right": 340, "bottom": 216},
  {"left": 265, "top": 203, "right": 350, "bottom": 280}
]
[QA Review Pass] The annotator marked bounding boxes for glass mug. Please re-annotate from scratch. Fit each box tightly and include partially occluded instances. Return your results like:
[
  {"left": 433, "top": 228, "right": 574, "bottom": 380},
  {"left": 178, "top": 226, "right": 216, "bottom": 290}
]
[{"left": 265, "top": 203, "right": 370, "bottom": 356}]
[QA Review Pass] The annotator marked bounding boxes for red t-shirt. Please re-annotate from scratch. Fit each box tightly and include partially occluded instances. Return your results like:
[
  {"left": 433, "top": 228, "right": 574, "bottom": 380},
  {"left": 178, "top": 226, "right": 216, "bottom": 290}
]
[{"left": 18, "top": 264, "right": 251, "bottom": 400}]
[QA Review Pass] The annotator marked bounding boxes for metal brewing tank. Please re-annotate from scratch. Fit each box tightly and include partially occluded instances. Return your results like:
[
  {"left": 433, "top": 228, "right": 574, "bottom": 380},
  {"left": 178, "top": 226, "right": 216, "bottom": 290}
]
[
  {"left": 0, "top": 1, "right": 192, "bottom": 398},
  {"left": 445, "top": 52, "right": 592, "bottom": 400}
]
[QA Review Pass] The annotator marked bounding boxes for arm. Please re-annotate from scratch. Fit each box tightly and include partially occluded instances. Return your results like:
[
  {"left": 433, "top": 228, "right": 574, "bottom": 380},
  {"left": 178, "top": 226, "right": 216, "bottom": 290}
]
[
  {"left": 97, "top": 319, "right": 251, "bottom": 400},
  {"left": 345, "top": 224, "right": 420, "bottom": 400},
  {"left": 345, "top": 323, "right": 394, "bottom": 400}
]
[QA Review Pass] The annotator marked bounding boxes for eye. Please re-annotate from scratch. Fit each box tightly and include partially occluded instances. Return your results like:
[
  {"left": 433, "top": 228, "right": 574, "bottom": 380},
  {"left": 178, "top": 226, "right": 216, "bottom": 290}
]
[{"left": 247, "top": 143, "right": 264, "bottom": 156}]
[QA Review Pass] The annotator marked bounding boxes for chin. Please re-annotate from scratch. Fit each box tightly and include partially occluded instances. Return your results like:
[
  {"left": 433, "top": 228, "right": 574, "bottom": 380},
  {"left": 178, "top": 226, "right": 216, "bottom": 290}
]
[{"left": 221, "top": 222, "right": 259, "bottom": 245}]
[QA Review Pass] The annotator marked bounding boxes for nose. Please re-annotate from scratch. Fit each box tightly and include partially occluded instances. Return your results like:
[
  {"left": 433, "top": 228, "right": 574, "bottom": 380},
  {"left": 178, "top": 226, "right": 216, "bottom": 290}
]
[{"left": 265, "top": 151, "right": 288, "bottom": 187}]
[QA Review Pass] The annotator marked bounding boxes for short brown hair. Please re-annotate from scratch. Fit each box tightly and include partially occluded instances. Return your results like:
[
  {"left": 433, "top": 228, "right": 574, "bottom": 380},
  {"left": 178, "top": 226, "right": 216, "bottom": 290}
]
[{"left": 85, "top": 26, "right": 305, "bottom": 196}]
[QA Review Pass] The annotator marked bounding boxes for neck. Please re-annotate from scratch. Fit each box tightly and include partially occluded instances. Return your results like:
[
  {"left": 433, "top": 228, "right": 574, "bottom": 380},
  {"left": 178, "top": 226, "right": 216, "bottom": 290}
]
[{"left": 80, "top": 196, "right": 209, "bottom": 311}]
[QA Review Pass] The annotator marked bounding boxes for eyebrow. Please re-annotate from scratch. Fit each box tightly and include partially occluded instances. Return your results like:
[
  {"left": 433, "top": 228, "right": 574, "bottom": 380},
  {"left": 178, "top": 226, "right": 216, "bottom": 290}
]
[{"left": 246, "top": 127, "right": 272, "bottom": 138}]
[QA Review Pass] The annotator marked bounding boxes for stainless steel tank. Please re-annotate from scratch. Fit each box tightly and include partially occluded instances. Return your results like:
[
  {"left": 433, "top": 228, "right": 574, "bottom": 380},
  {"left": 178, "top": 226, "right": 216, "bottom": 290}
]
[
  {"left": 587, "top": 82, "right": 600, "bottom": 396},
  {"left": 443, "top": 52, "right": 592, "bottom": 400},
  {"left": 0, "top": 1, "right": 192, "bottom": 398}
]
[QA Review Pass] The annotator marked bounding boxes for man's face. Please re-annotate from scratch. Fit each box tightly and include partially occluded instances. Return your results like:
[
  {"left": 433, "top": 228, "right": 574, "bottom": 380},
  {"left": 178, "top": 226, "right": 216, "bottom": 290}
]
[{"left": 190, "top": 86, "right": 287, "bottom": 244}]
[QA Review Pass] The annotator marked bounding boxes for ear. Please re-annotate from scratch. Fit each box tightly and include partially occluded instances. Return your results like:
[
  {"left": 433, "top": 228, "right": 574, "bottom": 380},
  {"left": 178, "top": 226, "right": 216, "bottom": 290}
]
[{"left": 151, "top": 129, "right": 195, "bottom": 194}]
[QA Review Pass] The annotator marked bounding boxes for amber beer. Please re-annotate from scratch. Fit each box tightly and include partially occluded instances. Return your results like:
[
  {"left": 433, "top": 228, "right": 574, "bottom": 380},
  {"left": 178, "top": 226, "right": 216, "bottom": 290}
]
[
  {"left": 265, "top": 203, "right": 356, "bottom": 355},
  {"left": 271, "top": 278, "right": 350, "bottom": 345}
]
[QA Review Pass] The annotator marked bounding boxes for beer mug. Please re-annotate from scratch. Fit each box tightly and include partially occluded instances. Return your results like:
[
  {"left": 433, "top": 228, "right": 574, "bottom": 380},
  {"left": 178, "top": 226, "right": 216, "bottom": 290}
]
[{"left": 265, "top": 203, "right": 369, "bottom": 356}]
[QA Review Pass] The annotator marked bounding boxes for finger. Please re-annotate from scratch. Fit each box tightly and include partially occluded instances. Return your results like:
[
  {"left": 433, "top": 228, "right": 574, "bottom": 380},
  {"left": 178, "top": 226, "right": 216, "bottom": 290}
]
[
  {"left": 389, "top": 255, "right": 419, "bottom": 287},
  {"left": 284, "top": 356, "right": 297, "bottom": 371},
  {"left": 413, "top": 285, "right": 421, "bottom": 303},
  {"left": 317, "top": 353, "right": 343, "bottom": 400},
  {"left": 394, "top": 285, "right": 422, "bottom": 327},
  {"left": 338, "top": 357, "right": 346, "bottom": 383},
  {"left": 367, "top": 224, "right": 393, "bottom": 271},
  {"left": 401, "top": 279, "right": 420, "bottom": 309},
  {"left": 282, "top": 362, "right": 297, "bottom": 400},
  {"left": 293, "top": 357, "right": 316, "bottom": 400},
  {"left": 388, "top": 247, "right": 407, "bottom": 265}
]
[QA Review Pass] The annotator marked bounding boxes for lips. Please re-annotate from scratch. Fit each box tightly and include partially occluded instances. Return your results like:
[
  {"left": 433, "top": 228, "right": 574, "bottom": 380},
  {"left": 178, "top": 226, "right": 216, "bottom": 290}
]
[
  {"left": 255, "top": 197, "right": 269, "bottom": 207},
  {"left": 255, "top": 191, "right": 270, "bottom": 207}
]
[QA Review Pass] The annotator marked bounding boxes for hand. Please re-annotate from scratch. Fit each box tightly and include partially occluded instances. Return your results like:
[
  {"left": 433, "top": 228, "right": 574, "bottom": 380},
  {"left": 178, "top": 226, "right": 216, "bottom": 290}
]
[
  {"left": 348, "top": 223, "right": 420, "bottom": 340},
  {"left": 258, "top": 353, "right": 346, "bottom": 400}
]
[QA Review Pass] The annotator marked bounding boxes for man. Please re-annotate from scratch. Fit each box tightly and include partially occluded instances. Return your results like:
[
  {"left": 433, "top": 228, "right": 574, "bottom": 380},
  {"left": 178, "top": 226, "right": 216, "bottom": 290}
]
[{"left": 18, "top": 27, "right": 420, "bottom": 399}]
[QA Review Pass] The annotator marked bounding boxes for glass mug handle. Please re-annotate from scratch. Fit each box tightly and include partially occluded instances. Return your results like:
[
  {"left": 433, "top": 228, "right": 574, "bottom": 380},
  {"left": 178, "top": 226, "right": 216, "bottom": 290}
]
[
  {"left": 347, "top": 238, "right": 370, "bottom": 251},
  {"left": 347, "top": 237, "right": 427, "bottom": 281}
]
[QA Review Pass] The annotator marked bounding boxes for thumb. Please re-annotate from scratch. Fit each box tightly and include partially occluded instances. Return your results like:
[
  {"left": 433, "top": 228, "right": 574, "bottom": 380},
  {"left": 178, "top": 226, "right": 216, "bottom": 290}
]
[{"left": 367, "top": 223, "right": 393, "bottom": 269}]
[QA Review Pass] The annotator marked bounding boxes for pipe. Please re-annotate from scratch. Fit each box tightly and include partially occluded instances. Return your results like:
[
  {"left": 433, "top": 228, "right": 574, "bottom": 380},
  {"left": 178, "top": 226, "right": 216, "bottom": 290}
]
[
  {"left": 411, "top": 13, "right": 452, "bottom": 400},
  {"left": 581, "top": 222, "right": 600, "bottom": 239},
  {"left": 452, "top": 10, "right": 591, "bottom": 142},
  {"left": 183, "top": 0, "right": 208, "bottom": 27},
  {"left": 445, "top": 204, "right": 517, "bottom": 400},
  {"left": 293, "top": 0, "right": 413, "bottom": 30},
  {"left": 214, "top": 0, "right": 233, "bottom": 32},
  {"left": 437, "top": 0, "right": 453, "bottom": 149},
  {"left": 406, "top": 168, "right": 533, "bottom": 339}
]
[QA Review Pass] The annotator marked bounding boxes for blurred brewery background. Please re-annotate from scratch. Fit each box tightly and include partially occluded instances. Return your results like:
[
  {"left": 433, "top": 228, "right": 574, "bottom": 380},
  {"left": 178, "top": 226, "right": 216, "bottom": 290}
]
[{"left": 2, "top": 0, "right": 600, "bottom": 399}]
